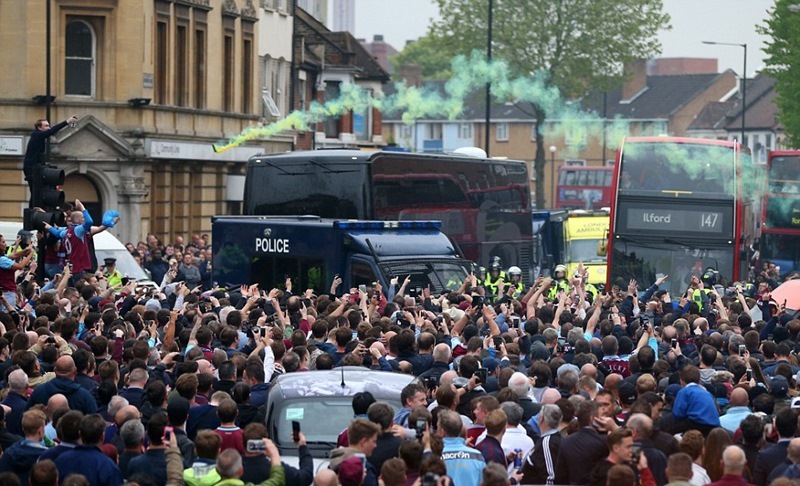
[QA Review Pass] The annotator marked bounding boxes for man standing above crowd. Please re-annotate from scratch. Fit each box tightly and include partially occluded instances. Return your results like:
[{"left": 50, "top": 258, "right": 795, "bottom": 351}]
[
  {"left": 44, "top": 199, "right": 116, "bottom": 281},
  {"left": 23, "top": 115, "right": 78, "bottom": 202}
]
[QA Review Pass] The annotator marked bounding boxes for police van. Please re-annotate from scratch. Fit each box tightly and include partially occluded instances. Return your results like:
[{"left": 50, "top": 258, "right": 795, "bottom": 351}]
[{"left": 211, "top": 216, "right": 471, "bottom": 294}]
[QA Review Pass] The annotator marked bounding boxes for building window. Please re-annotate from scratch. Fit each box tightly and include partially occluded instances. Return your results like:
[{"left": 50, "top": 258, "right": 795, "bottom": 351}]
[
  {"left": 565, "top": 123, "right": 587, "bottom": 148},
  {"left": 426, "top": 123, "right": 442, "bottom": 140},
  {"left": 155, "top": 20, "right": 168, "bottom": 104},
  {"left": 399, "top": 124, "right": 412, "bottom": 140},
  {"left": 324, "top": 81, "right": 341, "bottom": 138},
  {"left": 242, "top": 36, "right": 254, "bottom": 113},
  {"left": 194, "top": 28, "right": 206, "bottom": 108},
  {"left": 175, "top": 24, "right": 188, "bottom": 107},
  {"left": 223, "top": 34, "right": 234, "bottom": 112},
  {"left": 354, "top": 89, "right": 373, "bottom": 141},
  {"left": 458, "top": 123, "right": 473, "bottom": 139},
  {"left": 496, "top": 123, "right": 509, "bottom": 142},
  {"left": 65, "top": 20, "right": 95, "bottom": 97},
  {"left": 605, "top": 159, "right": 616, "bottom": 167},
  {"left": 565, "top": 159, "right": 586, "bottom": 167}
]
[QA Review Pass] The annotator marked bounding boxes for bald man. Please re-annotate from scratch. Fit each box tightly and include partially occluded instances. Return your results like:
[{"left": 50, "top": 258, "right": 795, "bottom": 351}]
[
  {"left": 710, "top": 445, "right": 747, "bottom": 486},
  {"left": 26, "top": 356, "right": 97, "bottom": 414},
  {"left": 313, "top": 468, "right": 339, "bottom": 486},
  {"left": 720, "top": 387, "right": 752, "bottom": 433},
  {"left": 44, "top": 394, "right": 69, "bottom": 442}
]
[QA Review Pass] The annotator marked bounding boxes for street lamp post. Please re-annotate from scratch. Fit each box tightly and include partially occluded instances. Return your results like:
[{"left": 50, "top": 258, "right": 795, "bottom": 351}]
[
  {"left": 702, "top": 40, "right": 747, "bottom": 146},
  {"left": 549, "top": 145, "right": 557, "bottom": 208},
  {"left": 484, "top": 0, "right": 493, "bottom": 156}
]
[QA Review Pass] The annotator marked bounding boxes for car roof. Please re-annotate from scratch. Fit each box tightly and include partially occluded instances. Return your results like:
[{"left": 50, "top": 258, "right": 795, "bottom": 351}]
[{"left": 269, "top": 368, "right": 414, "bottom": 401}]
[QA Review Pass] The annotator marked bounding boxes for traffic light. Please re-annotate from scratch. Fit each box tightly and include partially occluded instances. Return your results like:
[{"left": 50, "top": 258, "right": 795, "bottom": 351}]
[{"left": 24, "top": 164, "right": 66, "bottom": 231}]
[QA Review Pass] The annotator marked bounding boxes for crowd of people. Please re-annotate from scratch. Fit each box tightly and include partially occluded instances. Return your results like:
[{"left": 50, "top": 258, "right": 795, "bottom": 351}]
[{"left": 0, "top": 219, "right": 797, "bottom": 486}]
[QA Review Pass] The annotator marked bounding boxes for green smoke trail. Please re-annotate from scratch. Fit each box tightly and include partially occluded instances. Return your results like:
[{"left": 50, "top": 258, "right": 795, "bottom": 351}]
[{"left": 212, "top": 51, "right": 628, "bottom": 153}]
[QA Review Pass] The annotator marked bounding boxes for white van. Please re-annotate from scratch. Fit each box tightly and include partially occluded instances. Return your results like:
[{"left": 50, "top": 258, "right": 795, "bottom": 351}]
[{"left": 0, "top": 221, "right": 156, "bottom": 287}]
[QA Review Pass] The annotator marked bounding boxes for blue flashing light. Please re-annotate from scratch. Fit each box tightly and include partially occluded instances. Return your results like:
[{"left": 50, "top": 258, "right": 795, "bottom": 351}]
[{"left": 334, "top": 220, "right": 442, "bottom": 230}]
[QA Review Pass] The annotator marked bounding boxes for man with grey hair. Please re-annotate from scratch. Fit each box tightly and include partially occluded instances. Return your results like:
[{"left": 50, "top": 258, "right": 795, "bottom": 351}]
[
  {"left": 418, "top": 343, "right": 451, "bottom": 385},
  {"left": 522, "top": 404, "right": 563, "bottom": 485},
  {"left": 440, "top": 409, "right": 485, "bottom": 485},
  {"left": 2, "top": 368, "right": 29, "bottom": 436},
  {"left": 769, "top": 437, "right": 800, "bottom": 483},
  {"left": 499, "top": 402, "right": 534, "bottom": 475},
  {"left": 628, "top": 413, "right": 668, "bottom": 486},
  {"left": 119, "top": 419, "right": 145, "bottom": 478},
  {"left": 216, "top": 441, "right": 284, "bottom": 484},
  {"left": 508, "top": 372, "right": 539, "bottom": 421}
]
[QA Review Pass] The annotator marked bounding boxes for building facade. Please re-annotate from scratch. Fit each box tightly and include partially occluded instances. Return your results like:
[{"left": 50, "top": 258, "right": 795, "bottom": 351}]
[{"left": 0, "top": 0, "right": 293, "bottom": 245}]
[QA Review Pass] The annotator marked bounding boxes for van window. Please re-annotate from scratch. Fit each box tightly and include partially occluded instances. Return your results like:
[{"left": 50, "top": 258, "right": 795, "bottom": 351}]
[
  {"left": 350, "top": 260, "right": 377, "bottom": 289},
  {"left": 250, "top": 256, "right": 325, "bottom": 293}
]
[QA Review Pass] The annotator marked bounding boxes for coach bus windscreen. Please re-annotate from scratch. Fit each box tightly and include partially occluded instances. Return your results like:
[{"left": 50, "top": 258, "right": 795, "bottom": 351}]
[
  {"left": 244, "top": 159, "right": 370, "bottom": 218},
  {"left": 619, "top": 142, "right": 735, "bottom": 197},
  {"left": 610, "top": 239, "right": 733, "bottom": 294}
]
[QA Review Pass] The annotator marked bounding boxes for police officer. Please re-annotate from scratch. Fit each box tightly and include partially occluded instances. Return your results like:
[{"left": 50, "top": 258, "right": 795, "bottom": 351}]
[
  {"left": 547, "top": 264, "right": 572, "bottom": 300},
  {"left": 484, "top": 261, "right": 507, "bottom": 301},
  {"left": 103, "top": 257, "right": 123, "bottom": 289},
  {"left": 506, "top": 266, "right": 525, "bottom": 299},
  {"left": 691, "top": 267, "right": 717, "bottom": 313}
]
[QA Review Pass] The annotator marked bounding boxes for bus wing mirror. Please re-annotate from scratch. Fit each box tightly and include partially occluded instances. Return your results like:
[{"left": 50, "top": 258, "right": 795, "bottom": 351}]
[{"left": 596, "top": 230, "right": 608, "bottom": 257}]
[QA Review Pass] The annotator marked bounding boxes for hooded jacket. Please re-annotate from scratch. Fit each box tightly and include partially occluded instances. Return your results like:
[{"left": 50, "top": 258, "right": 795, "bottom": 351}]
[
  {"left": 0, "top": 439, "right": 48, "bottom": 484},
  {"left": 27, "top": 376, "right": 98, "bottom": 414}
]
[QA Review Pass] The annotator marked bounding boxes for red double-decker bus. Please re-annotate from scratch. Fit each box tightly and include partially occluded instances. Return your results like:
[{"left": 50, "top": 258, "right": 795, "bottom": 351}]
[
  {"left": 606, "top": 137, "right": 757, "bottom": 293},
  {"left": 760, "top": 151, "right": 800, "bottom": 276},
  {"left": 556, "top": 166, "right": 613, "bottom": 209}
]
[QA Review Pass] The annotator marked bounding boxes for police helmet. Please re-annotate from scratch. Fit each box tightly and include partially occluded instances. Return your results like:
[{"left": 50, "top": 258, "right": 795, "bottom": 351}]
[
  {"left": 702, "top": 267, "right": 719, "bottom": 286},
  {"left": 490, "top": 262, "right": 502, "bottom": 273},
  {"left": 554, "top": 264, "right": 568, "bottom": 275},
  {"left": 508, "top": 266, "right": 522, "bottom": 277}
]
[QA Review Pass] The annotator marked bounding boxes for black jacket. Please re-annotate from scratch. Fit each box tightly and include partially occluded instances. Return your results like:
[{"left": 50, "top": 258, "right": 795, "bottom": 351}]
[
  {"left": 368, "top": 432, "right": 403, "bottom": 475},
  {"left": 23, "top": 121, "right": 69, "bottom": 177},
  {"left": 754, "top": 440, "right": 790, "bottom": 486},
  {"left": 522, "top": 431, "right": 562, "bottom": 485},
  {"left": 555, "top": 427, "right": 609, "bottom": 485},
  {"left": 241, "top": 446, "right": 314, "bottom": 486}
]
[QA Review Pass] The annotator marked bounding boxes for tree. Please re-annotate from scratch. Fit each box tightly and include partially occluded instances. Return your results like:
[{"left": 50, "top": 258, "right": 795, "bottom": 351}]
[
  {"left": 392, "top": 35, "right": 454, "bottom": 80},
  {"left": 759, "top": 0, "right": 800, "bottom": 148},
  {"left": 426, "top": 0, "right": 670, "bottom": 209}
]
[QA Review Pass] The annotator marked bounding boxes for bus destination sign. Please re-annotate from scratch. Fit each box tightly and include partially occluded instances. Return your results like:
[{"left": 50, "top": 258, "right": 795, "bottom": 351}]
[{"left": 623, "top": 207, "right": 730, "bottom": 236}]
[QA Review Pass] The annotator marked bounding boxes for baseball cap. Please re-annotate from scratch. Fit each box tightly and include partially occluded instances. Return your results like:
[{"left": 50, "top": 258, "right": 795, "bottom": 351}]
[
  {"left": 618, "top": 381, "right": 638, "bottom": 405},
  {"left": 482, "top": 357, "right": 500, "bottom": 373},
  {"left": 770, "top": 375, "right": 789, "bottom": 397},
  {"left": 791, "top": 396, "right": 800, "bottom": 409}
]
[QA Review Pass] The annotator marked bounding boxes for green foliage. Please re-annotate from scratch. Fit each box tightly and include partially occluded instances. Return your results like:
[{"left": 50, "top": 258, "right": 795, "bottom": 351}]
[
  {"left": 422, "top": 0, "right": 671, "bottom": 208},
  {"left": 392, "top": 34, "right": 455, "bottom": 80},
  {"left": 759, "top": 0, "right": 800, "bottom": 148}
]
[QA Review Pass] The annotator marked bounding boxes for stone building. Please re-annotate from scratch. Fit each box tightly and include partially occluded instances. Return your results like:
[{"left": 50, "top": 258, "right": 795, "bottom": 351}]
[{"left": 0, "top": 0, "right": 293, "bottom": 245}]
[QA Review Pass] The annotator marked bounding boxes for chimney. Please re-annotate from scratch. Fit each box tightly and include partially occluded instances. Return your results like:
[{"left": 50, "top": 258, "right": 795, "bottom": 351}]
[
  {"left": 622, "top": 59, "right": 648, "bottom": 101},
  {"left": 373, "top": 34, "right": 384, "bottom": 42}
]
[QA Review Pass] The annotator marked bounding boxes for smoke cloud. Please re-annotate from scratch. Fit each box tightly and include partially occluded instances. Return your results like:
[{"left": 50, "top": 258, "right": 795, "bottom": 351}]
[{"left": 212, "top": 51, "right": 631, "bottom": 155}]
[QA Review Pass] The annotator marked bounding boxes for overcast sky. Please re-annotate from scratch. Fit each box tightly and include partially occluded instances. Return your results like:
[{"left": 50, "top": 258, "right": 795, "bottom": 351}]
[{"left": 352, "top": 0, "right": 775, "bottom": 77}]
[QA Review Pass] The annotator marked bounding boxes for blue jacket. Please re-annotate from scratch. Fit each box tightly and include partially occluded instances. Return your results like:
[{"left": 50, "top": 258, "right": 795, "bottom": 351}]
[
  {"left": 249, "top": 383, "right": 270, "bottom": 408},
  {"left": 672, "top": 383, "right": 721, "bottom": 427},
  {"left": 441, "top": 437, "right": 486, "bottom": 486},
  {"left": 1, "top": 391, "right": 28, "bottom": 436},
  {"left": 0, "top": 439, "right": 47, "bottom": 485},
  {"left": 27, "top": 377, "right": 97, "bottom": 415},
  {"left": 55, "top": 445, "right": 123, "bottom": 486}
]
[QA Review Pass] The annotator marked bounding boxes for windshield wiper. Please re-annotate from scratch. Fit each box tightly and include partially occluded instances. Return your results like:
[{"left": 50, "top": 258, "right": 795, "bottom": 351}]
[{"left": 307, "top": 159, "right": 360, "bottom": 174}]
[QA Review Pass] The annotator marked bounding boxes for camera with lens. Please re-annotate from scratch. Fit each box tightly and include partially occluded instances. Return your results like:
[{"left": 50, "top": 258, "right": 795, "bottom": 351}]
[
  {"left": 414, "top": 419, "right": 427, "bottom": 441},
  {"left": 422, "top": 473, "right": 440, "bottom": 486},
  {"left": 422, "top": 376, "right": 439, "bottom": 390}
]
